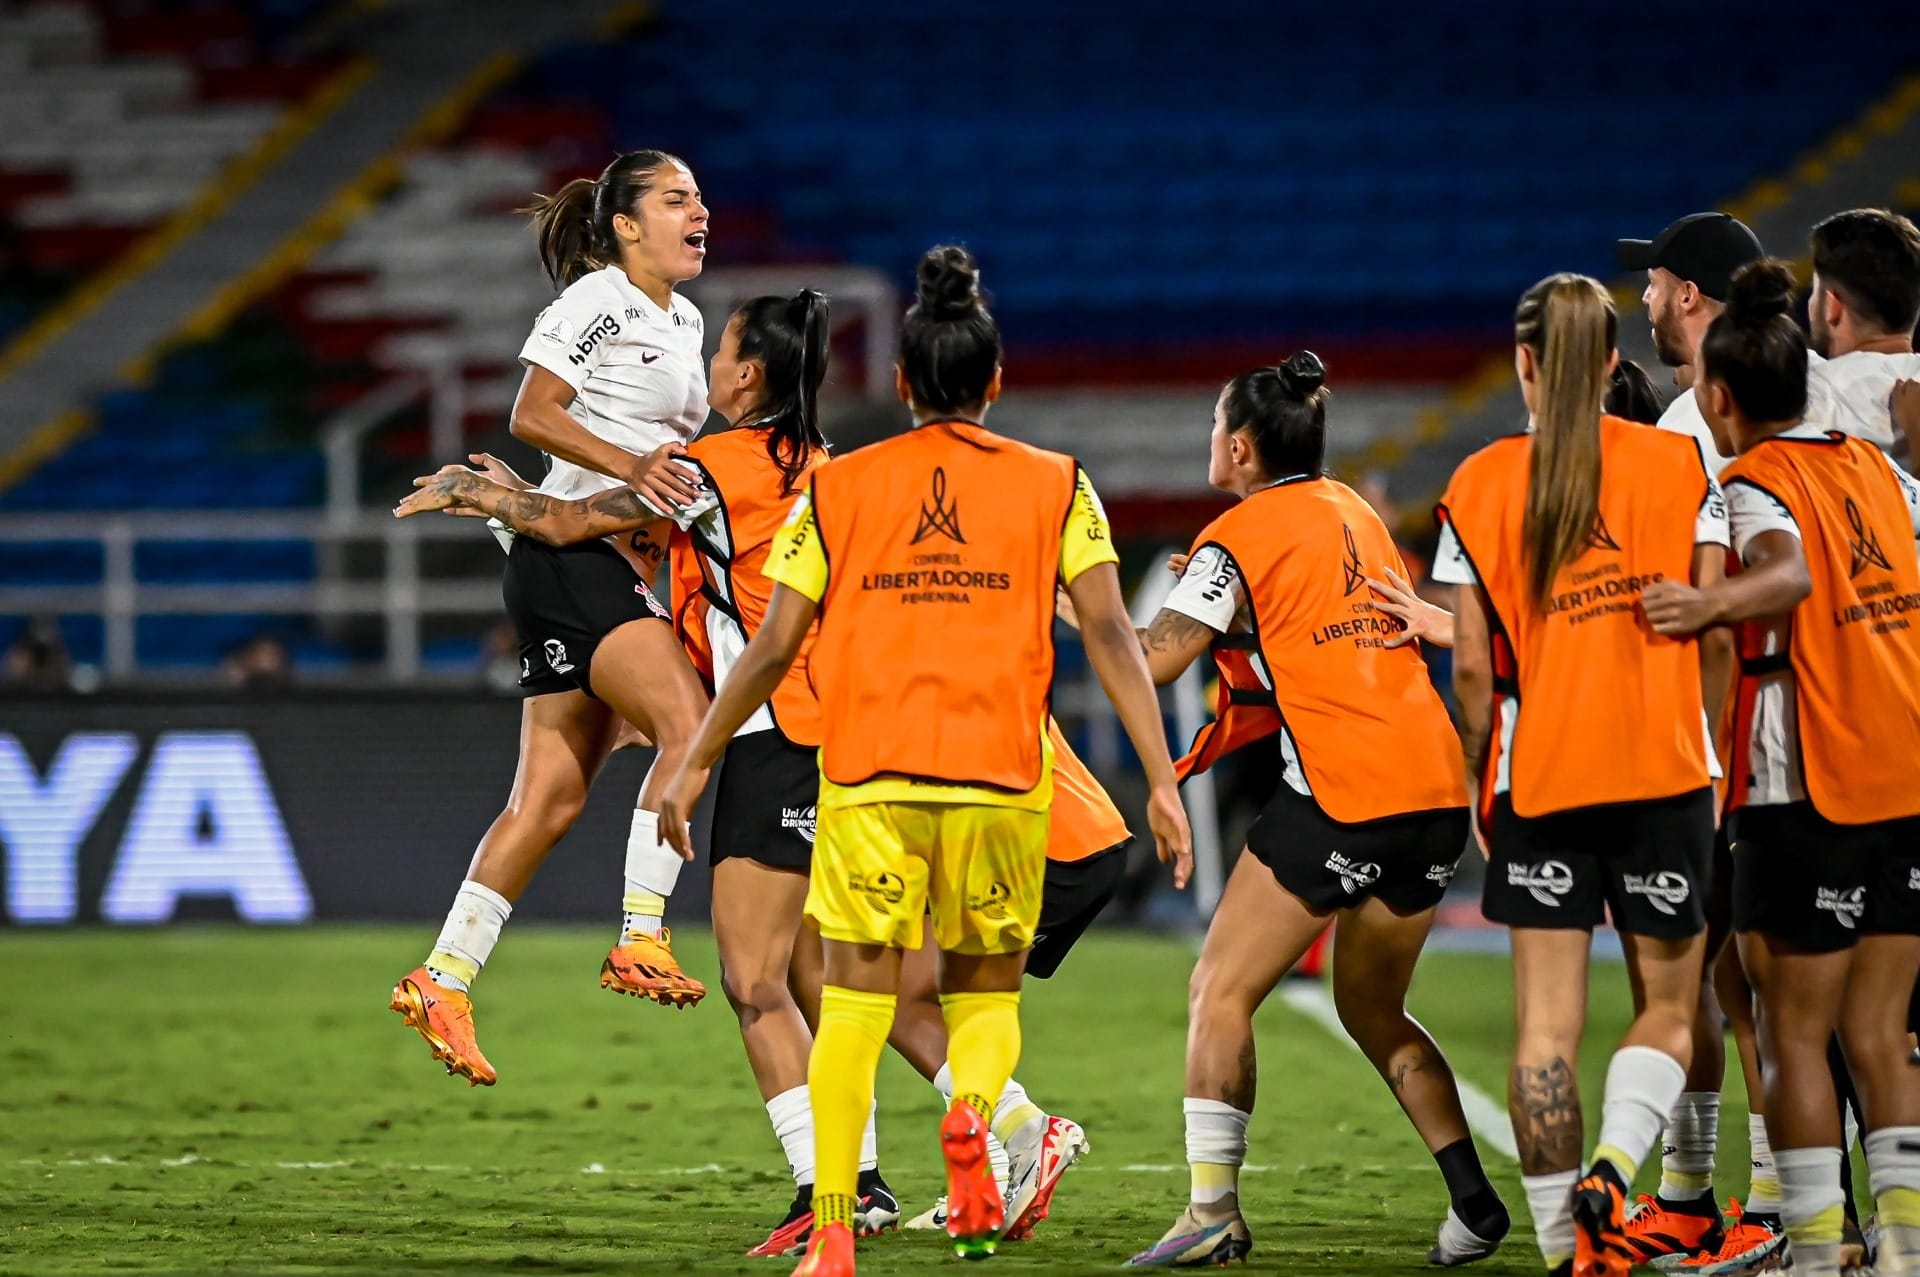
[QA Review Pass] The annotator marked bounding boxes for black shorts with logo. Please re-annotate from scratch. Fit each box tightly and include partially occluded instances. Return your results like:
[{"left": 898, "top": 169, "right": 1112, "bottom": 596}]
[
  {"left": 711, "top": 727, "right": 819, "bottom": 872},
  {"left": 1483, "top": 788, "right": 1714, "bottom": 939},
  {"left": 1246, "top": 783, "right": 1470, "bottom": 915},
  {"left": 1029, "top": 842, "right": 1130, "bottom": 979},
  {"left": 501, "top": 536, "right": 669, "bottom": 698},
  {"left": 1731, "top": 801, "right": 1920, "bottom": 952}
]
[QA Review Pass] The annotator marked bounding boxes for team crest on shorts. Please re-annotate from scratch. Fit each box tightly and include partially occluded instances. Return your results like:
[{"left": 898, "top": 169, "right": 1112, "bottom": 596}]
[
  {"left": 543, "top": 639, "right": 573, "bottom": 674},
  {"left": 849, "top": 870, "right": 906, "bottom": 909},
  {"left": 967, "top": 881, "right": 1013, "bottom": 919},
  {"left": 1425, "top": 862, "right": 1458, "bottom": 886},
  {"left": 1621, "top": 871, "right": 1691, "bottom": 916},
  {"left": 781, "top": 806, "right": 817, "bottom": 844},
  {"left": 1816, "top": 885, "right": 1866, "bottom": 929},
  {"left": 1324, "top": 851, "right": 1381, "bottom": 895}
]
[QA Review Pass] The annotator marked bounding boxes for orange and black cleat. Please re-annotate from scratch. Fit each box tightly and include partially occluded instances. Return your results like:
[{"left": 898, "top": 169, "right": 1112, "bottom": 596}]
[
  {"left": 601, "top": 926, "right": 707, "bottom": 1008},
  {"left": 1623, "top": 1193, "right": 1723, "bottom": 1268},
  {"left": 1570, "top": 1162, "right": 1636, "bottom": 1277},
  {"left": 389, "top": 966, "right": 496, "bottom": 1086},
  {"left": 941, "top": 1101, "right": 1006, "bottom": 1261},
  {"left": 789, "top": 1220, "right": 854, "bottom": 1277}
]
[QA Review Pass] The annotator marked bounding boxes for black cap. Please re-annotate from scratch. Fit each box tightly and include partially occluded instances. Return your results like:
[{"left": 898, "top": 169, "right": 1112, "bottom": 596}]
[{"left": 1616, "top": 212, "right": 1764, "bottom": 302}]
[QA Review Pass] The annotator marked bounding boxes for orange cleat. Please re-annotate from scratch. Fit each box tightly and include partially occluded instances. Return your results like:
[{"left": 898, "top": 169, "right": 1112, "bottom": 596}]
[
  {"left": 1677, "top": 1200, "right": 1786, "bottom": 1274},
  {"left": 941, "top": 1101, "right": 1006, "bottom": 1261},
  {"left": 789, "top": 1220, "right": 854, "bottom": 1277},
  {"left": 1623, "top": 1193, "right": 1723, "bottom": 1268},
  {"left": 600, "top": 926, "right": 707, "bottom": 1008},
  {"left": 389, "top": 966, "right": 496, "bottom": 1086},
  {"left": 1570, "top": 1162, "right": 1635, "bottom": 1277}
]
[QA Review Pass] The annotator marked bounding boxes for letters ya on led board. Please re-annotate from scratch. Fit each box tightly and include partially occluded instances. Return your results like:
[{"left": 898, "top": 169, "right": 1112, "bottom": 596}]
[{"left": 0, "top": 731, "right": 312, "bottom": 924}]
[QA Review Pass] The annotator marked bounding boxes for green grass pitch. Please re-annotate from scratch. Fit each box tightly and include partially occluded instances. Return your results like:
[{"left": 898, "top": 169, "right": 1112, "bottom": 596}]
[{"left": 1, "top": 926, "right": 1761, "bottom": 1274}]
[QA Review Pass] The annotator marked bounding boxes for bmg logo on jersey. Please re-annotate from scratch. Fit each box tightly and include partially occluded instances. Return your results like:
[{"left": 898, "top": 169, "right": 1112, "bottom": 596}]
[
  {"left": 1621, "top": 871, "right": 1691, "bottom": 916},
  {"left": 1508, "top": 859, "right": 1574, "bottom": 907},
  {"left": 568, "top": 313, "right": 621, "bottom": 366}
]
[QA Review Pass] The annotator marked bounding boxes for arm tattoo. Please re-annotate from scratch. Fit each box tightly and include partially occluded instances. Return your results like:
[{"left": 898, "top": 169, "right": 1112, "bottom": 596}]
[
  {"left": 1140, "top": 608, "right": 1214, "bottom": 657},
  {"left": 1509, "top": 1056, "right": 1582, "bottom": 1176},
  {"left": 446, "top": 475, "right": 657, "bottom": 547}
]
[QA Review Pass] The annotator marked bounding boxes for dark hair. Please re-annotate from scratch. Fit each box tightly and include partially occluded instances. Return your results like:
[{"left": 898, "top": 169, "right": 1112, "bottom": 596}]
[
  {"left": 1811, "top": 208, "right": 1920, "bottom": 336},
  {"left": 1221, "top": 351, "right": 1330, "bottom": 479},
  {"left": 900, "top": 245, "right": 1002, "bottom": 416},
  {"left": 524, "top": 149, "right": 688, "bottom": 287},
  {"left": 731, "top": 289, "right": 831, "bottom": 495},
  {"left": 1603, "top": 358, "right": 1663, "bottom": 425},
  {"left": 1701, "top": 259, "right": 1808, "bottom": 424},
  {"left": 1515, "top": 273, "right": 1617, "bottom": 612}
]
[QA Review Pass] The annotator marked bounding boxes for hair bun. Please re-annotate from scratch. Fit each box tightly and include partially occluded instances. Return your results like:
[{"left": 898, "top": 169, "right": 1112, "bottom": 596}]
[
  {"left": 1278, "top": 350, "right": 1326, "bottom": 397},
  {"left": 1725, "top": 259, "right": 1795, "bottom": 324},
  {"left": 915, "top": 245, "right": 983, "bottom": 321}
]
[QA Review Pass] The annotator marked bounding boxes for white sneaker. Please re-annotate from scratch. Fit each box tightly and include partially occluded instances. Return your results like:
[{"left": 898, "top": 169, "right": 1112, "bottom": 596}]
[
  {"left": 1429, "top": 1207, "right": 1504, "bottom": 1267},
  {"left": 1002, "top": 1114, "right": 1091, "bottom": 1240},
  {"left": 904, "top": 1197, "right": 949, "bottom": 1231}
]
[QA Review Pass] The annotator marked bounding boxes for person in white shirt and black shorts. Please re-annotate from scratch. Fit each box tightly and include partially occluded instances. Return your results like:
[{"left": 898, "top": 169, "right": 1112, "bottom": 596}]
[{"left": 388, "top": 151, "right": 720, "bottom": 1088}]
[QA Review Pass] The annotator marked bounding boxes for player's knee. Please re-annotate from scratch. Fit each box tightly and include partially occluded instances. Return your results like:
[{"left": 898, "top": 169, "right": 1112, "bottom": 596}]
[
  {"left": 720, "top": 963, "right": 796, "bottom": 1023},
  {"left": 1187, "top": 960, "right": 1252, "bottom": 1020}
]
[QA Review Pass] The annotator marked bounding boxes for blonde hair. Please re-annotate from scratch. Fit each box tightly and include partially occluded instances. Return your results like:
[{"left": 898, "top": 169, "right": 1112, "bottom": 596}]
[{"left": 1514, "top": 273, "right": 1617, "bottom": 611}]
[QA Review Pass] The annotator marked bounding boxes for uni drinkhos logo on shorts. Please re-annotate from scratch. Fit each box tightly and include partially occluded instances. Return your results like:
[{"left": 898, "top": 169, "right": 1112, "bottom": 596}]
[
  {"left": 850, "top": 870, "right": 906, "bottom": 910},
  {"left": 1817, "top": 884, "right": 1867, "bottom": 929},
  {"left": 1509, "top": 859, "right": 1575, "bottom": 907},
  {"left": 543, "top": 639, "right": 574, "bottom": 674},
  {"left": 863, "top": 468, "right": 1011, "bottom": 605},
  {"left": 781, "top": 805, "right": 817, "bottom": 844},
  {"left": 1324, "top": 850, "right": 1381, "bottom": 895},
  {"left": 1621, "top": 871, "right": 1691, "bottom": 916},
  {"left": 967, "top": 880, "right": 1013, "bottom": 920},
  {"left": 1837, "top": 498, "right": 1920, "bottom": 635},
  {"left": 1311, "top": 523, "right": 1404, "bottom": 649}
]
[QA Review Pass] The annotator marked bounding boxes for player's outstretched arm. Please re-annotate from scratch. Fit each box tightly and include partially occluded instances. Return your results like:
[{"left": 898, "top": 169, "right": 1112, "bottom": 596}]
[
  {"left": 1449, "top": 583, "right": 1494, "bottom": 855},
  {"left": 1066, "top": 561, "right": 1194, "bottom": 889},
  {"left": 392, "top": 463, "right": 669, "bottom": 545},
  {"left": 657, "top": 583, "right": 817, "bottom": 857},
  {"left": 511, "top": 364, "right": 701, "bottom": 511},
  {"left": 1643, "top": 532, "right": 1810, "bottom": 635},
  {"left": 1366, "top": 566, "right": 1455, "bottom": 649}
]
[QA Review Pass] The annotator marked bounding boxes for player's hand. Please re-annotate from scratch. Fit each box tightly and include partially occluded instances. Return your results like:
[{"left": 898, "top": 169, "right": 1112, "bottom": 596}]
[
  {"left": 655, "top": 766, "right": 703, "bottom": 861},
  {"left": 1166, "top": 553, "right": 1190, "bottom": 577},
  {"left": 393, "top": 465, "right": 479, "bottom": 518},
  {"left": 1367, "top": 566, "right": 1454, "bottom": 649},
  {"left": 467, "top": 452, "right": 525, "bottom": 489},
  {"left": 627, "top": 443, "right": 700, "bottom": 512},
  {"left": 1146, "top": 782, "right": 1193, "bottom": 890},
  {"left": 1054, "top": 584, "right": 1081, "bottom": 631},
  {"left": 1642, "top": 579, "right": 1717, "bottom": 636}
]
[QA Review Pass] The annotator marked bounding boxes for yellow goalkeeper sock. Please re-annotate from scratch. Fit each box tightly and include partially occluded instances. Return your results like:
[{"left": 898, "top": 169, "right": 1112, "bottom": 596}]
[
  {"left": 941, "top": 990, "right": 1022, "bottom": 1127},
  {"left": 809, "top": 986, "right": 896, "bottom": 1206}
]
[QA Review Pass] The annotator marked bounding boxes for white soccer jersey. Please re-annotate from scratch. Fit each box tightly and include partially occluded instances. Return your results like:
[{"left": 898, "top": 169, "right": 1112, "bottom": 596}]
[
  {"left": 1807, "top": 349, "right": 1920, "bottom": 457},
  {"left": 517, "top": 265, "right": 710, "bottom": 501},
  {"left": 1661, "top": 350, "right": 1834, "bottom": 475}
]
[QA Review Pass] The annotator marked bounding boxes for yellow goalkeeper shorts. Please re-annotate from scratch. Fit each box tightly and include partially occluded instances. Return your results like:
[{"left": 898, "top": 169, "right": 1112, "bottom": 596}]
[{"left": 805, "top": 801, "right": 1047, "bottom": 955}]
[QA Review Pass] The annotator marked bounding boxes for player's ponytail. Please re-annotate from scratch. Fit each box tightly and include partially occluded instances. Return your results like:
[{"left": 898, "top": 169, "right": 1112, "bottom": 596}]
[
  {"left": 1515, "top": 273, "right": 1615, "bottom": 613},
  {"left": 525, "top": 150, "right": 688, "bottom": 288},
  {"left": 733, "top": 289, "right": 832, "bottom": 495},
  {"left": 1701, "top": 259, "right": 1808, "bottom": 425},
  {"left": 1220, "top": 350, "right": 1331, "bottom": 479},
  {"left": 900, "top": 245, "right": 1002, "bottom": 418}
]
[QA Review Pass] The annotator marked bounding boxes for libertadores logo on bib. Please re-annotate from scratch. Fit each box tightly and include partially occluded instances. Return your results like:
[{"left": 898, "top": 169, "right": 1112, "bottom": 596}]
[
  {"left": 911, "top": 467, "right": 966, "bottom": 546},
  {"left": 1622, "top": 871, "right": 1691, "bottom": 916},
  {"left": 1340, "top": 523, "right": 1365, "bottom": 597},
  {"left": 1325, "top": 851, "right": 1381, "bottom": 895},
  {"left": 1848, "top": 497, "right": 1893, "bottom": 578},
  {"left": 1816, "top": 885, "right": 1866, "bottom": 929},
  {"left": 543, "top": 639, "right": 573, "bottom": 674},
  {"left": 1508, "top": 860, "right": 1575, "bottom": 907},
  {"left": 781, "top": 806, "right": 817, "bottom": 844}
]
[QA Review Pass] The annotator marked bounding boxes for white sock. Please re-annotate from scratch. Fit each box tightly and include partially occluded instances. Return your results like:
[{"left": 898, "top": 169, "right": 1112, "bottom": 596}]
[
  {"left": 1593, "top": 1045, "right": 1686, "bottom": 1180},
  {"left": 934, "top": 1061, "right": 1008, "bottom": 1189},
  {"left": 860, "top": 1100, "right": 878, "bottom": 1173},
  {"left": 425, "top": 880, "right": 511, "bottom": 992},
  {"left": 620, "top": 808, "right": 682, "bottom": 939},
  {"left": 1185, "top": 1098, "right": 1250, "bottom": 1205},
  {"left": 1776, "top": 1145, "right": 1844, "bottom": 1276},
  {"left": 767, "top": 1085, "right": 815, "bottom": 1187},
  {"left": 1522, "top": 1169, "right": 1579, "bottom": 1269},
  {"left": 1866, "top": 1127, "right": 1920, "bottom": 1275},
  {"left": 1659, "top": 1091, "right": 1720, "bottom": 1201},
  {"left": 993, "top": 1077, "right": 1046, "bottom": 1148},
  {"left": 1749, "top": 1113, "right": 1783, "bottom": 1214}
]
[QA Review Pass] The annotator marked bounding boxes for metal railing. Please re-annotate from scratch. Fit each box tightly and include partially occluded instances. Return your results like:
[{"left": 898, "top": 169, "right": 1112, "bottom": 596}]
[{"left": 0, "top": 510, "right": 500, "bottom": 683}]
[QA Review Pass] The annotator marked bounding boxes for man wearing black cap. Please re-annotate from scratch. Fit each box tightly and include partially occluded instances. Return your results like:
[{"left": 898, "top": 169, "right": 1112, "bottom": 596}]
[{"left": 1617, "top": 212, "right": 1767, "bottom": 476}]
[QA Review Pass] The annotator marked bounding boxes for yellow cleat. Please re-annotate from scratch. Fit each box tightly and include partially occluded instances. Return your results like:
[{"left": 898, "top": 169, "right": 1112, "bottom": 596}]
[
  {"left": 389, "top": 966, "right": 496, "bottom": 1086},
  {"left": 600, "top": 926, "right": 707, "bottom": 1008}
]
